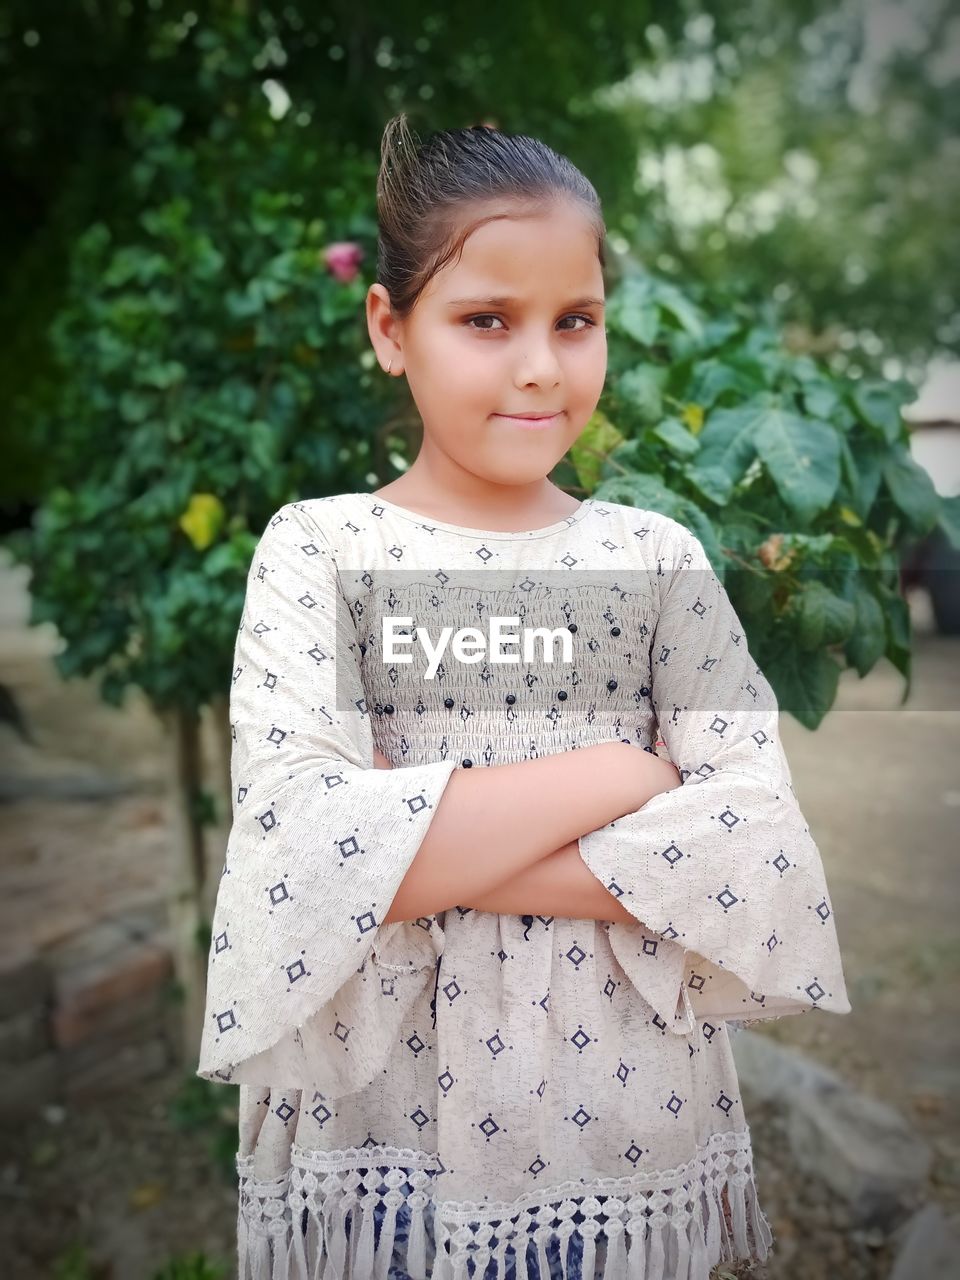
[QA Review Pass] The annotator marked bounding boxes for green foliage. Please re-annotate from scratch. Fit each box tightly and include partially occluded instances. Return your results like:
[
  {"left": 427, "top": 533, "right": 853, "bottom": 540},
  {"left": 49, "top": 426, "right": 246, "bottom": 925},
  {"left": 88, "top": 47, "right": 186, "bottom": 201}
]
[
  {"left": 18, "top": 91, "right": 381, "bottom": 710},
  {"left": 168, "top": 1074, "right": 239, "bottom": 1184},
  {"left": 49, "top": 1230, "right": 228, "bottom": 1278},
  {"left": 559, "top": 265, "right": 956, "bottom": 728},
  {"left": 4, "top": 2, "right": 956, "bottom": 522},
  {"left": 615, "top": 2, "right": 960, "bottom": 372},
  {"left": 13, "top": 46, "right": 957, "bottom": 734},
  {"left": 150, "top": 1254, "right": 228, "bottom": 1280},
  {"left": 0, "top": 1, "right": 692, "bottom": 511},
  {"left": 50, "top": 1244, "right": 99, "bottom": 1280}
]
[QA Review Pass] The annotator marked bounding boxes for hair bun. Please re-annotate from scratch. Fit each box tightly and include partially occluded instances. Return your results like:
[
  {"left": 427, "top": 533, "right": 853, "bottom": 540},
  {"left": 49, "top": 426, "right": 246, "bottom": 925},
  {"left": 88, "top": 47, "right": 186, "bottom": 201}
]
[{"left": 379, "top": 113, "right": 421, "bottom": 193}]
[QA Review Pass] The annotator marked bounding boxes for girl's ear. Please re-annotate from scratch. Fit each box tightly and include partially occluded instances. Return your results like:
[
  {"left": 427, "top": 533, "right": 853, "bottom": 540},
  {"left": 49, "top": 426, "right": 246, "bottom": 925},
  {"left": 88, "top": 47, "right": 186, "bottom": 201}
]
[{"left": 366, "top": 283, "right": 404, "bottom": 376}]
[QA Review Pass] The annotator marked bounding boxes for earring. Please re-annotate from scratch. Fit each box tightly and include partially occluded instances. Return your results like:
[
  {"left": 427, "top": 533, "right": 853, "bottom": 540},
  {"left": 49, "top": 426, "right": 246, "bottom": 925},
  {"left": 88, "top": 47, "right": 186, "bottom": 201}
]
[{"left": 387, "top": 360, "right": 393, "bottom": 375}]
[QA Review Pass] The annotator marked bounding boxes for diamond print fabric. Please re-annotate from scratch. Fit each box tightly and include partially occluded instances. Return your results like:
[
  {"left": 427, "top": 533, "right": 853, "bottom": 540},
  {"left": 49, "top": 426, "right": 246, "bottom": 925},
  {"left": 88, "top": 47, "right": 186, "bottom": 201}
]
[
  {"left": 577, "top": 522, "right": 850, "bottom": 1032},
  {"left": 198, "top": 502, "right": 460, "bottom": 1097},
  {"left": 198, "top": 492, "right": 849, "bottom": 1280}
]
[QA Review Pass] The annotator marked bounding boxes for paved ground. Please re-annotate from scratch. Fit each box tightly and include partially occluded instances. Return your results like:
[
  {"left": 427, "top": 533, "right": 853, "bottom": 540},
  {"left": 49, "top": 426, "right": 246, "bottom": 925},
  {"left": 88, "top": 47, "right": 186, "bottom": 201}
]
[{"left": 773, "top": 594, "right": 960, "bottom": 1141}]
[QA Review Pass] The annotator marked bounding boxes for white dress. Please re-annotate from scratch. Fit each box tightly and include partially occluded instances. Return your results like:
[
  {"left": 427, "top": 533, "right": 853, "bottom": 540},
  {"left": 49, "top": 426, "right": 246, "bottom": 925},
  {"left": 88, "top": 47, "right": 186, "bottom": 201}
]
[{"left": 197, "top": 492, "right": 850, "bottom": 1280}]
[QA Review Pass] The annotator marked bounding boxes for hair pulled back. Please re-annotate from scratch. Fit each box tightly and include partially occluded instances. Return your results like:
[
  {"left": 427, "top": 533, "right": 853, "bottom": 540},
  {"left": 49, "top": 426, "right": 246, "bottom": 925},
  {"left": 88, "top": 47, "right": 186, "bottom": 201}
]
[{"left": 376, "top": 114, "right": 606, "bottom": 321}]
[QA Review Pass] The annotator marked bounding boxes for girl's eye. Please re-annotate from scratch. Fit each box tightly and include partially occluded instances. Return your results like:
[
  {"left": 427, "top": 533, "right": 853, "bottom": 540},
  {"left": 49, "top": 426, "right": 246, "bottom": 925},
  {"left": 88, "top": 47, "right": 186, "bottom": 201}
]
[
  {"left": 465, "top": 315, "right": 505, "bottom": 332},
  {"left": 463, "top": 314, "right": 596, "bottom": 333}
]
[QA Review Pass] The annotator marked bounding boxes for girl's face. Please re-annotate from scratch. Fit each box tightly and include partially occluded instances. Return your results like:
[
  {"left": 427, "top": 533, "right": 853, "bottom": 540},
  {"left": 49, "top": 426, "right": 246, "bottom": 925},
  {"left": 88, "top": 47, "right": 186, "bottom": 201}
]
[{"left": 367, "top": 198, "right": 607, "bottom": 491}]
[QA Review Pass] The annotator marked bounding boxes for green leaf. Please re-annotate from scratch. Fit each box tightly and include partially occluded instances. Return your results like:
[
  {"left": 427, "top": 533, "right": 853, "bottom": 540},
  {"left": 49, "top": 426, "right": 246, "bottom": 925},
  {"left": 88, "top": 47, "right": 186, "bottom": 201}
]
[
  {"left": 728, "top": 564, "right": 774, "bottom": 616},
  {"left": 138, "top": 360, "right": 187, "bottom": 390},
  {"left": 615, "top": 364, "right": 664, "bottom": 425},
  {"left": 119, "top": 392, "right": 154, "bottom": 424},
  {"left": 652, "top": 416, "right": 700, "bottom": 458},
  {"left": 852, "top": 381, "right": 906, "bottom": 445},
  {"left": 697, "top": 398, "right": 768, "bottom": 483},
  {"left": 764, "top": 641, "right": 842, "bottom": 730},
  {"left": 685, "top": 356, "right": 767, "bottom": 408},
  {"left": 651, "top": 280, "right": 705, "bottom": 340},
  {"left": 937, "top": 494, "right": 960, "bottom": 550},
  {"left": 881, "top": 580, "right": 911, "bottom": 649},
  {"left": 593, "top": 473, "right": 684, "bottom": 521},
  {"left": 838, "top": 435, "right": 886, "bottom": 519},
  {"left": 103, "top": 247, "right": 170, "bottom": 288},
  {"left": 788, "top": 580, "right": 857, "bottom": 649},
  {"left": 801, "top": 380, "right": 842, "bottom": 421},
  {"left": 673, "top": 501, "right": 725, "bottom": 580},
  {"left": 203, "top": 544, "right": 241, "bottom": 577},
  {"left": 243, "top": 420, "right": 279, "bottom": 477},
  {"left": 251, "top": 276, "right": 289, "bottom": 306},
  {"left": 753, "top": 409, "right": 841, "bottom": 523},
  {"left": 130, "top": 102, "right": 184, "bottom": 144},
  {"left": 570, "top": 409, "right": 626, "bottom": 493},
  {"left": 684, "top": 463, "right": 734, "bottom": 507},
  {"left": 193, "top": 240, "right": 226, "bottom": 280},
  {"left": 607, "top": 274, "right": 659, "bottom": 345},
  {"left": 844, "top": 584, "right": 887, "bottom": 676},
  {"left": 590, "top": 476, "right": 724, "bottom": 579},
  {"left": 140, "top": 196, "right": 192, "bottom": 239},
  {"left": 881, "top": 448, "right": 941, "bottom": 535},
  {"left": 598, "top": 435, "right": 662, "bottom": 482},
  {"left": 224, "top": 288, "right": 263, "bottom": 318},
  {"left": 879, "top": 583, "right": 913, "bottom": 701}
]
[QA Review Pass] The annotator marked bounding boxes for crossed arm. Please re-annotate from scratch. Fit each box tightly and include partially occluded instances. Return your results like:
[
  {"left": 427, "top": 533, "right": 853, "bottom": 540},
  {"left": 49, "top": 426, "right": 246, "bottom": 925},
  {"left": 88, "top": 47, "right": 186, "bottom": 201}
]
[
  {"left": 373, "top": 745, "right": 679, "bottom": 924},
  {"left": 466, "top": 837, "right": 640, "bottom": 923}
]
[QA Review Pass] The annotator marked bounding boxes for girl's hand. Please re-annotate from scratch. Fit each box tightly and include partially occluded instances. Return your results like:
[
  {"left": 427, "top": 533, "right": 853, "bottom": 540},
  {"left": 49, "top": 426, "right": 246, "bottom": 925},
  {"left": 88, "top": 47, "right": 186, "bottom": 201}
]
[{"left": 373, "top": 746, "right": 393, "bottom": 769}]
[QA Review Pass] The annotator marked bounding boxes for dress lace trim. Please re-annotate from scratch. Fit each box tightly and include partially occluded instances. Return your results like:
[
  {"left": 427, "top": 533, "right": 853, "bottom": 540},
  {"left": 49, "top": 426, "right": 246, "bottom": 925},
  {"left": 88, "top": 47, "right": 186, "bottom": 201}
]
[{"left": 235, "top": 1129, "right": 771, "bottom": 1280}]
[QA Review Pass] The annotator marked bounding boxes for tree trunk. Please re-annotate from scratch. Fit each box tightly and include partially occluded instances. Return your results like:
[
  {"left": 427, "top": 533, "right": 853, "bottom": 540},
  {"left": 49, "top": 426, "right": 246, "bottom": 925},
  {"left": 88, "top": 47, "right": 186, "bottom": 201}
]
[
  {"left": 163, "top": 705, "right": 209, "bottom": 1068},
  {"left": 203, "top": 693, "right": 234, "bottom": 922}
]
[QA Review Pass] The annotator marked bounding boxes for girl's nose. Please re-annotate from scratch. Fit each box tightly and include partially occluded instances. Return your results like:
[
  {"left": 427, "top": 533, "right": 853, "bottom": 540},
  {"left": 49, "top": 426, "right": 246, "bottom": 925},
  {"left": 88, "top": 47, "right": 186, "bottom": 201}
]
[{"left": 513, "top": 345, "right": 562, "bottom": 387}]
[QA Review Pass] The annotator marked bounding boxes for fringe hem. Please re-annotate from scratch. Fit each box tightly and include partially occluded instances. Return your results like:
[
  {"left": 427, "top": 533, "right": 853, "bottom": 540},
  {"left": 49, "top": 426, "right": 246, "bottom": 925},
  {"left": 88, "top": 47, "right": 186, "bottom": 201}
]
[{"left": 236, "top": 1129, "right": 771, "bottom": 1280}]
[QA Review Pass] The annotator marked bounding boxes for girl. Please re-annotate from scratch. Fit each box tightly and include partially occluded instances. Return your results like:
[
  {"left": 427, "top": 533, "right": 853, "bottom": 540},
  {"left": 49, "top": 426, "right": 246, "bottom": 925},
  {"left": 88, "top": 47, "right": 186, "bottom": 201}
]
[{"left": 198, "top": 115, "right": 849, "bottom": 1280}]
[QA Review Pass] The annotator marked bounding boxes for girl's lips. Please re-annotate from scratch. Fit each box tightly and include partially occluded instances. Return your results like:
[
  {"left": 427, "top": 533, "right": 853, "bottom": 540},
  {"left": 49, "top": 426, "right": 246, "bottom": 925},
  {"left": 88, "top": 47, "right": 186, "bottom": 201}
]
[{"left": 494, "top": 412, "right": 563, "bottom": 429}]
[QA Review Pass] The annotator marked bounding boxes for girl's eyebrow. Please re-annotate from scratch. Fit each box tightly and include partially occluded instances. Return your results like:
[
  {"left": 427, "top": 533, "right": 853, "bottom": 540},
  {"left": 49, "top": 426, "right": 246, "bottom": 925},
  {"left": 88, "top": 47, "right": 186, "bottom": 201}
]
[{"left": 445, "top": 295, "right": 605, "bottom": 309}]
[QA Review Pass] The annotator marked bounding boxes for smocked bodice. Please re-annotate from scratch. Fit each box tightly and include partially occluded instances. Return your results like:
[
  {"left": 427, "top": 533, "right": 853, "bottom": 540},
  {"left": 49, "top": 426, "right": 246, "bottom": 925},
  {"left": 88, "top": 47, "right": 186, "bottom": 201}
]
[{"left": 344, "top": 576, "right": 660, "bottom": 767}]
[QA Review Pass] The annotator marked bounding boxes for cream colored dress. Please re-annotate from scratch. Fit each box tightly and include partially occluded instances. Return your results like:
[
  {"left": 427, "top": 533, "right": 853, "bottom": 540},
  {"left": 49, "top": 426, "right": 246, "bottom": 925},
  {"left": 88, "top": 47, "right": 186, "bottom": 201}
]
[{"left": 197, "top": 492, "right": 849, "bottom": 1280}]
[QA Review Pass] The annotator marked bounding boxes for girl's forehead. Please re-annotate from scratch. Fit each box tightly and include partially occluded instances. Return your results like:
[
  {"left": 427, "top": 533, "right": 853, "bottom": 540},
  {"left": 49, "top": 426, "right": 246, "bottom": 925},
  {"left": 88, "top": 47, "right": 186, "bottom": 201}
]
[{"left": 427, "top": 205, "right": 602, "bottom": 304}]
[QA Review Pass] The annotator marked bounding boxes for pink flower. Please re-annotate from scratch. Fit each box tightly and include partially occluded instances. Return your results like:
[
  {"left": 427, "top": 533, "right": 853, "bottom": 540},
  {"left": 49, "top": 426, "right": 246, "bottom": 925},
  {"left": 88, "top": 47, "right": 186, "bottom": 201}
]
[{"left": 321, "top": 241, "right": 364, "bottom": 283}]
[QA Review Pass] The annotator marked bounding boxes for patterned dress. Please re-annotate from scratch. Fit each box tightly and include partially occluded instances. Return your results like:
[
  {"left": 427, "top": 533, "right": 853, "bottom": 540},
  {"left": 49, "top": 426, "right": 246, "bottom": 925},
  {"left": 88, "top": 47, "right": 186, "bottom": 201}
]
[{"left": 198, "top": 492, "right": 850, "bottom": 1280}]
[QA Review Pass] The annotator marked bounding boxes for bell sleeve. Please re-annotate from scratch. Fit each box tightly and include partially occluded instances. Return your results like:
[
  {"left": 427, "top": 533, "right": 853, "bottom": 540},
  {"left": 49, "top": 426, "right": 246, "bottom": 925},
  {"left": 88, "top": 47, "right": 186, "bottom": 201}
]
[
  {"left": 197, "top": 502, "right": 459, "bottom": 1093},
  {"left": 578, "top": 516, "right": 851, "bottom": 1034}
]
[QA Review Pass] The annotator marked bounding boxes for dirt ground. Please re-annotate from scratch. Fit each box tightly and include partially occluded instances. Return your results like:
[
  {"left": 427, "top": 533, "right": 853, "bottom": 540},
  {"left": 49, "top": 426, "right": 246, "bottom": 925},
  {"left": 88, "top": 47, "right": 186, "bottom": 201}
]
[{"left": 1, "top": 550, "right": 957, "bottom": 1279}]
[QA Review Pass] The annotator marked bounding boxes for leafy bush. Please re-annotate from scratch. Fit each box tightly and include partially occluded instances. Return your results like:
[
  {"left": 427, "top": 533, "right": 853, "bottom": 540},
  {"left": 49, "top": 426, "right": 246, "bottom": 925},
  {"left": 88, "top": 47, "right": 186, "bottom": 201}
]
[
  {"left": 15, "top": 94, "right": 380, "bottom": 711},
  {"left": 560, "top": 268, "right": 959, "bottom": 726}
]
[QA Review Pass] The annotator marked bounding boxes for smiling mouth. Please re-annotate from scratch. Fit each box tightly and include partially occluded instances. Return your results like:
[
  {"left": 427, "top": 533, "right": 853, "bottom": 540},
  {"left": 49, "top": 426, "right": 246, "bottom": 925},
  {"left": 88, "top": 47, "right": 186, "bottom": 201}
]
[
  {"left": 494, "top": 411, "right": 564, "bottom": 426},
  {"left": 497, "top": 411, "right": 562, "bottom": 419}
]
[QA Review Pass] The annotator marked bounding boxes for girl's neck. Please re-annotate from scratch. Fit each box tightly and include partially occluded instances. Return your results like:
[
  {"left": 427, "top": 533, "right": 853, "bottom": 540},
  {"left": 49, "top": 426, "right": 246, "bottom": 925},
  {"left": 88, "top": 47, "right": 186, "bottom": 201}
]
[{"left": 371, "top": 474, "right": 580, "bottom": 532}]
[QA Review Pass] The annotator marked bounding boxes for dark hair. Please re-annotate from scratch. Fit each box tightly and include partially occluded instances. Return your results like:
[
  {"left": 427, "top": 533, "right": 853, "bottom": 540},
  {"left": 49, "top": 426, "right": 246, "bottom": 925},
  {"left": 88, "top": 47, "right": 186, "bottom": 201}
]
[{"left": 376, "top": 114, "right": 606, "bottom": 321}]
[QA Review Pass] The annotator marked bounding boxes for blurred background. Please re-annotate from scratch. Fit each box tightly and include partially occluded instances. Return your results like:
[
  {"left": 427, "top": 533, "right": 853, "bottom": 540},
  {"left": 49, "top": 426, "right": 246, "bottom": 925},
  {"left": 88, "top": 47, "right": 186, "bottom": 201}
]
[{"left": 1, "top": 1, "right": 958, "bottom": 1277}]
